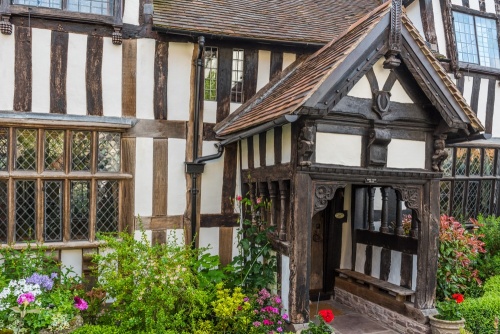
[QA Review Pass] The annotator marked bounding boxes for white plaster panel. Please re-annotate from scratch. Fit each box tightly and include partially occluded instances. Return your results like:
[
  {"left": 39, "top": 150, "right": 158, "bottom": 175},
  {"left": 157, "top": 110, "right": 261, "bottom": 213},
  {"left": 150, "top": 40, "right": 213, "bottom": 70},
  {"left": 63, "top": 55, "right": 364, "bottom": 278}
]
[
  {"left": 492, "top": 81, "right": 500, "bottom": 137},
  {"left": 282, "top": 53, "right": 296, "bottom": 70},
  {"left": 230, "top": 103, "right": 241, "bottom": 114},
  {"left": 469, "top": 0, "right": 480, "bottom": 11},
  {"left": 0, "top": 27, "right": 15, "bottom": 111},
  {"left": 241, "top": 139, "right": 249, "bottom": 170},
  {"left": 433, "top": 0, "right": 448, "bottom": 56},
  {"left": 167, "top": 229, "right": 185, "bottom": 246},
  {"left": 122, "top": 0, "right": 139, "bottom": 25},
  {"left": 199, "top": 227, "right": 220, "bottom": 257},
  {"left": 253, "top": 134, "right": 260, "bottom": 167},
  {"left": 134, "top": 229, "right": 152, "bottom": 244},
  {"left": 476, "top": 78, "right": 489, "bottom": 129},
  {"left": 316, "top": 133, "right": 362, "bottom": 166},
  {"left": 388, "top": 250, "right": 402, "bottom": 286},
  {"left": 282, "top": 124, "right": 292, "bottom": 163},
  {"left": 204, "top": 101, "right": 217, "bottom": 123},
  {"left": 355, "top": 243, "right": 367, "bottom": 273},
  {"left": 102, "top": 37, "right": 122, "bottom": 117},
  {"left": 340, "top": 185, "right": 352, "bottom": 269},
  {"left": 136, "top": 39, "right": 155, "bottom": 120},
  {"left": 281, "top": 255, "right": 290, "bottom": 313},
  {"left": 167, "top": 42, "right": 194, "bottom": 121},
  {"left": 67, "top": 33, "right": 87, "bottom": 116},
  {"left": 412, "top": 254, "right": 418, "bottom": 291},
  {"left": 31, "top": 28, "right": 51, "bottom": 113},
  {"left": 61, "top": 249, "right": 82, "bottom": 277},
  {"left": 485, "top": 0, "right": 496, "bottom": 13},
  {"left": 371, "top": 246, "right": 382, "bottom": 279},
  {"left": 232, "top": 227, "right": 240, "bottom": 260},
  {"left": 347, "top": 75, "right": 372, "bottom": 99},
  {"left": 391, "top": 80, "right": 413, "bottom": 104},
  {"left": 134, "top": 138, "right": 153, "bottom": 216},
  {"left": 266, "top": 129, "right": 275, "bottom": 166},
  {"left": 405, "top": 1, "right": 425, "bottom": 37},
  {"left": 372, "top": 58, "right": 391, "bottom": 91},
  {"left": 450, "top": 0, "right": 462, "bottom": 4},
  {"left": 387, "top": 139, "right": 426, "bottom": 169},
  {"left": 257, "top": 50, "right": 271, "bottom": 91},
  {"left": 462, "top": 76, "right": 474, "bottom": 105},
  {"left": 167, "top": 138, "right": 187, "bottom": 215},
  {"left": 200, "top": 141, "right": 224, "bottom": 214}
]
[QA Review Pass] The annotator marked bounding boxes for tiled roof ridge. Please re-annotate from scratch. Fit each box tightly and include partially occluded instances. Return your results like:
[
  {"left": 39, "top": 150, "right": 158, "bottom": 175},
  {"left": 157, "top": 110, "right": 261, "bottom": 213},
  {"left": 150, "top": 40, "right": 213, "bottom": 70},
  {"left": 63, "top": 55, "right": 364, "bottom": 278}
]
[{"left": 401, "top": 15, "right": 484, "bottom": 132}]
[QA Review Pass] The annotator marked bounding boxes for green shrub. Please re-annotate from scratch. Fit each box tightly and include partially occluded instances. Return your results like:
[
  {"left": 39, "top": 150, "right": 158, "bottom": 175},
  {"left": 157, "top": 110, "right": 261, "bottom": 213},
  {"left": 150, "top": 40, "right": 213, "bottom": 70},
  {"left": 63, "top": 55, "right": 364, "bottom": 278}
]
[
  {"left": 483, "top": 275, "right": 500, "bottom": 296},
  {"left": 461, "top": 294, "right": 500, "bottom": 334},
  {"left": 73, "top": 324, "right": 159, "bottom": 334},
  {"left": 477, "top": 215, "right": 500, "bottom": 279}
]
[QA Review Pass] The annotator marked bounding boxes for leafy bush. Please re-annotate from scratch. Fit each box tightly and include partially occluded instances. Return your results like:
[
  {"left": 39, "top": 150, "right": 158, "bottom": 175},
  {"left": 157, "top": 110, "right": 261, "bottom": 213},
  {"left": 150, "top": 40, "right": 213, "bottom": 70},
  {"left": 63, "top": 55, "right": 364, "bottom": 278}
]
[
  {"left": 437, "top": 215, "right": 485, "bottom": 300},
  {"left": 477, "top": 215, "right": 500, "bottom": 279},
  {"left": 460, "top": 293, "right": 500, "bottom": 334}
]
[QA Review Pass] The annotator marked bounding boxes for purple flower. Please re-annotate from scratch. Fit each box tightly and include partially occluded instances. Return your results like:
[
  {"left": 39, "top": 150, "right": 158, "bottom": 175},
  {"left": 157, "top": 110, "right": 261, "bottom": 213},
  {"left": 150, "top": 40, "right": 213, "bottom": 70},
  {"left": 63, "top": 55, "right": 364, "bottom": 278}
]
[
  {"left": 17, "top": 293, "right": 35, "bottom": 305},
  {"left": 243, "top": 297, "right": 249, "bottom": 302},
  {"left": 263, "top": 319, "right": 273, "bottom": 326},
  {"left": 74, "top": 296, "right": 88, "bottom": 311},
  {"left": 277, "top": 327, "right": 283, "bottom": 332},
  {"left": 253, "top": 321, "right": 261, "bottom": 327},
  {"left": 26, "top": 273, "right": 54, "bottom": 291},
  {"left": 50, "top": 273, "right": 58, "bottom": 280},
  {"left": 259, "top": 288, "right": 271, "bottom": 299},
  {"left": 282, "top": 314, "right": 288, "bottom": 320},
  {"left": 274, "top": 296, "right": 282, "bottom": 304}
]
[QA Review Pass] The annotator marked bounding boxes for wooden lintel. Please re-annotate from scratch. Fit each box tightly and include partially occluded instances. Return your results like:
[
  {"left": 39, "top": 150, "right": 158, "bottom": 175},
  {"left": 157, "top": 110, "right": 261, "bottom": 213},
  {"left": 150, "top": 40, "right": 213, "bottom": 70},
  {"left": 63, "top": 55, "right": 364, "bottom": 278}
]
[
  {"left": 200, "top": 214, "right": 239, "bottom": 228},
  {"left": 123, "top": 119, "right": 187, "bottom": 139},
  {"left": 137, "top": 215, "right": 184, "bottom": 230},
  {"left": 356, "top": 229, "right": 418, "bottom": 254},
  {"left": 243, "top": 164, "right": 293, "bottom": 182}
]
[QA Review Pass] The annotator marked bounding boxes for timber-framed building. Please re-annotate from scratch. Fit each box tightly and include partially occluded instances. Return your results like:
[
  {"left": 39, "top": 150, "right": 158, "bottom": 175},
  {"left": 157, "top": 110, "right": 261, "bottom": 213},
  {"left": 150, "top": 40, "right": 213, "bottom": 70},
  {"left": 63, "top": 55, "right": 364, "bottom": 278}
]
[{"left": 0, "top": 0, "right": 497, "bottom": 332}]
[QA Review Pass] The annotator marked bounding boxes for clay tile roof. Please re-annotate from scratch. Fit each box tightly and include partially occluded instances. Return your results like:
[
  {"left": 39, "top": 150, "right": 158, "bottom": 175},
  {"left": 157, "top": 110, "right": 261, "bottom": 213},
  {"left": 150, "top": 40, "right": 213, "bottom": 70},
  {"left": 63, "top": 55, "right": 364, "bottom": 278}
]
[
  {"left": 215, "top": 2, "right": 391, "bottom": 136},
  {"left": 152, "top": 0, "right": 381, "bottom": 45},
  {"left": 402, "top": 15, "right": 484, "bottom": 132}
]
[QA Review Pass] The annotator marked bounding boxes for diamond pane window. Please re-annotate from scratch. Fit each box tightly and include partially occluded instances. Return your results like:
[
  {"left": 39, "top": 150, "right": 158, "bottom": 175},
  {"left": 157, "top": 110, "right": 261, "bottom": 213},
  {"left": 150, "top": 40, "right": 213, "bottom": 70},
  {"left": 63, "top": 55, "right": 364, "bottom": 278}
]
[
  {"left": 96, "top": 180, "right": 119, "bottom": 233},
  {"left": 484, "top": 149, "right": 495, "bottom": 176},
  {"left": 455, "top": 148, "right": 467, "bottom": 176},
  {"left": 98, "top": 132, "right": 120, "bottom": 172},
  {"left": 70, "top": 181, "right": 90, "bottom": 241},
  {"left": 452, "top": 181, "right": 465, "bottom": 218},
  {"left": 45, "top": 130, "right": 64, "bottom": 171},
  {"left": 440, "top": 181, "right": 451, "bottom": 214},
  {"left": 44, "top": 181, "right": 63, "bottom": 242},
  {"left": 442, "top": 148, "right": 453, "bottom": 177},
  {"left": 204, "top": 47, "right": 218, "bottom": 101},
  {"left": 470, "top": 148, "right": 481, "bottom": 176},
  {"left": 480, "top": 180, "right": 493, "bottom": 215},
  {"left": 67, "top": 0, "right": 112, "bottom": 15},
  {"left": 231, "top": 49, "right": 244, "bottom": 103},
  {"left": 0, "top": 181, "right": 7, "bottom": 243},
  {"left": 0, "top": 129, "right": 7, "bottom": 171},
  {"left": 12, "top": 0, "right": 62, "bottom": 9},
  {"left": 15, "top": 129, "right": 37, "bottom": 171},
  {"left": 15, "top": 180, "right": 36, "bottom": 242},
  {"left": 72, "top": 131, "right": 91, "bottom": 171},
  {"left": 466, "top": 181, "right": 479, "bottom": 218}
]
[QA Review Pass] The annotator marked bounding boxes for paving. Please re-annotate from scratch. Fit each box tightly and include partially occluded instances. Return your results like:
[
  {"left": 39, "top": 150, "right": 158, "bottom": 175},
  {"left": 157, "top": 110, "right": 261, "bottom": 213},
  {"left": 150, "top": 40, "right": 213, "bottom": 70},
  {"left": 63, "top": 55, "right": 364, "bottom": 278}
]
[{"left": 309, "top": 300, "right": 401, "bottom": 334}]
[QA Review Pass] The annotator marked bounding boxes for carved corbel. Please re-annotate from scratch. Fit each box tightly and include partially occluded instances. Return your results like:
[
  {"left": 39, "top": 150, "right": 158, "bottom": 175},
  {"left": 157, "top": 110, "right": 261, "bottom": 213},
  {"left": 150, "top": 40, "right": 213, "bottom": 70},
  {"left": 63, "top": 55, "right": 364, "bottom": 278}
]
[
  {"left": 112, "top": 26, "right": 122, "bottom": 45},
  {"left": 297, "top": 123, "right": 315, "bottom": 166},
  {"left": 432, "top": 134, "right": 448, "bottom": 172},
  {"left": 393, "top": 185, "right": 421, "bottom": 219},
  {"left": 313, "top": 182, "right": 346, "bottom": 216},
  {"left": 0, "top": 15, "right": 12, "bottom": 35},
  {"left": 366, "top": 127, "right": 391, "bottom": 167}
]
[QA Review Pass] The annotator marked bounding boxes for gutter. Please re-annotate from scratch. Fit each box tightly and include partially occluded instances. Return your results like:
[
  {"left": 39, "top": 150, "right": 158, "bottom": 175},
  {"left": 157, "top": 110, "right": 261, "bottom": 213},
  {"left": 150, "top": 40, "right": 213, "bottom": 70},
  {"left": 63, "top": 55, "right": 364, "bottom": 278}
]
[{"left": 446, "top": 132, "right": 492, "bottom": 145}]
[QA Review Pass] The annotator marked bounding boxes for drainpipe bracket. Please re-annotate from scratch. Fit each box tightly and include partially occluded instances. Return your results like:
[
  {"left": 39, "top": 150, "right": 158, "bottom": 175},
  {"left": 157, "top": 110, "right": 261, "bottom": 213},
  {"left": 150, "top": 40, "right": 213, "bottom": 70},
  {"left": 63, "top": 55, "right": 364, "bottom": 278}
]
[{"left": 185, "top": 162, "right": 205, "bottom": 174}]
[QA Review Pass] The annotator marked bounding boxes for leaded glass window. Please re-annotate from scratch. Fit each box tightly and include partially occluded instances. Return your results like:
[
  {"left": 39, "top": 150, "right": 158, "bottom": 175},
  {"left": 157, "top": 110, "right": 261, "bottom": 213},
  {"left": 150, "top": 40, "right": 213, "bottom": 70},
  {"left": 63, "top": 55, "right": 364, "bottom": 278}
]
[
  {"left": 45, "top": 130, "right": 65, "bottom": 171},
  {"left": 72, "top": 131, "right": 91, "bottom": 171},
  {"left": 70, "top": 181, "right": 90, "bottom": 241},
  {"left": 231, "top": 49, "right": 244, "bottom": 103},
  {"left": 15, "top": 129, "right": 37, "bottom": 171},
  {"left": 0, "top": 129, "right": 7, "bottom": 171},
  {"left": 453, "top": 11, "right": 500, "bottom": 68},
  {"left": 0, "top": 181, "right": 7, "bottom": 243},
  {"left": 96, "top": 180, "right": 119, "bottom": 233},
  {"left": 204, "top": 47, "right": 218, "bottom": 101},
  {"left": 44, "top": 181, "right": 63, "bottom": 242},
  {"left": 98, "top": 132, "right": 120, "bottom": 172},
  {"left": 12, "top": 0, "right": 113, "bottom": 15},
  {"left": 15, "top": 180, "right": 36, "bottom": 242}
]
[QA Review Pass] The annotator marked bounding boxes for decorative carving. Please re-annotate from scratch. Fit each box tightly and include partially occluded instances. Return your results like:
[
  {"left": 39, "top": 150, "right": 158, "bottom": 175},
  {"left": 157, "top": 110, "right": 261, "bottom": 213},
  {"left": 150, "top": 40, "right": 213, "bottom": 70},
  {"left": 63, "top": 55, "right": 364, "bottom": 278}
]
[
  {"left": 298, "top": 124, "right": 314, "bottom": 166},
  {"left": 383, "top": 0, "right": 402, "bottom": 69},
  {"left": 372, "top": 89, "right": 392, "bottom": 118},
  {"left": 366, "top": 127, "right": 391, "bottom": 167},
  {"left": 432, "top": 135, "right": 448, "bottom": 172},
  {"left": 112, "top": 27, "right": 123, "bottom": 45},
  {"left": 0, "top": 16, "right": 12, "bottom": 35},
  {"left": 313, "top": 183, "right": 346, "bottom": 216},
  {"left": 393, "top": 185, "right": 421, "bottom": 217}
]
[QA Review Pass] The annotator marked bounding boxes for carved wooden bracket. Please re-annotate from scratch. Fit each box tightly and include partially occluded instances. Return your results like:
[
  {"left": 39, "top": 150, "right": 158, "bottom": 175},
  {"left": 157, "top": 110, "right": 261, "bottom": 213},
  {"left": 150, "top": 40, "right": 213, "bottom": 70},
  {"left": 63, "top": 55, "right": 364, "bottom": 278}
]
[
  {"left": 0, "top": 15, "right": 12, "bottom": 35},
  {"left": 298, "top": 123, "right": 315, "bottom": 166},
  {"left": 431, "top": 134, "right": 448, "bottom": 172},
  {"left": 112, "top": 26, "right": 122, "bottom": 45},
  {"left": 383, "top": 0, "right": 402, "bottom": 69},
  {"left": 393, "top": 185, "right": 422, "bottom": 219},
  {"left": 313, "top": 182, "right": 346, "bottom": 216},
  {"left": 366, "top": 127, "right": 391, "bottom": 167}
]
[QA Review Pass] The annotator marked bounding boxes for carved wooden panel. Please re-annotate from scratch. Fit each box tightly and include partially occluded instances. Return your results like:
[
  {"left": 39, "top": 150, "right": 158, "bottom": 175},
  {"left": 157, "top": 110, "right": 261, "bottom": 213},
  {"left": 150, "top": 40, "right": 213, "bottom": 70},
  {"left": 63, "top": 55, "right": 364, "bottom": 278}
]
[{"left": 313, "top": 182, "right": 347, "bottom": 216}]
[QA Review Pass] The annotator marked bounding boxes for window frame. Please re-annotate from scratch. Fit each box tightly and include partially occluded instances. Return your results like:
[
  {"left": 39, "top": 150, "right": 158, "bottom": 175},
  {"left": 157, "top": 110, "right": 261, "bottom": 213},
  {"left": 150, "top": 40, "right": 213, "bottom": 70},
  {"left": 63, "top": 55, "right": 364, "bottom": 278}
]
[{"left": 0, "top": 125, "right": 131, "bottom": 246}]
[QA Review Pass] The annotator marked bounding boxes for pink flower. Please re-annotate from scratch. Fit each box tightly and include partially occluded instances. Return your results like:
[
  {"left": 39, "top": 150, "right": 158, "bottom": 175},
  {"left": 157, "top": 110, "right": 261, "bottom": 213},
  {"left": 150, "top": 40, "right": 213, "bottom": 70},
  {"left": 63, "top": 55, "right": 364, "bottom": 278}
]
[
  {"left": 253, "top": 321, "right": 261, "bottom": 327},
  {"left": 282, "top": 314, "right": 288, "bottom": 320},
  {"left": 236, "top": 195, "right": 242, "bottom": 201},
  {"left": 74, "top": 296, "right": 88, "bottom": 311},
  {"left": 263, "top": 319, "right": 273, "bottom": 326},
  {"left": 243, "top": 297, "right": 249, "bottom": 302},
  {"left": 17, "top": 293, "right": 35, "bottom": 305},
  {"left": 277, "top": 327, "right": 283, "bottom": 332},
  {"left": 256, "top": 197, "right": 262, "bottom": 204}
]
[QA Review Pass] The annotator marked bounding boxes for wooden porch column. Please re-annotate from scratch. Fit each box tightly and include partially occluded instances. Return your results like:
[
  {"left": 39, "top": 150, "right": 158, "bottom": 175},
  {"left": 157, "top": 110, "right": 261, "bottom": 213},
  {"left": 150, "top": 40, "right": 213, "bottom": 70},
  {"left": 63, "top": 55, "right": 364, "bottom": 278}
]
[
  {"left": 395, "top": 191, "right": 404, "bottom": 236},
  {"left": 368, "top": 187, "right": 376, "bottom": 231},
  {"left": 289, "top": 172, "right": 312, "bottom": 324},
  {"left": 415, "top": 180, "right": 439, "bottom": 309},
  {"left": 380, "top": 187, "right": 390, "bottom": 233}
]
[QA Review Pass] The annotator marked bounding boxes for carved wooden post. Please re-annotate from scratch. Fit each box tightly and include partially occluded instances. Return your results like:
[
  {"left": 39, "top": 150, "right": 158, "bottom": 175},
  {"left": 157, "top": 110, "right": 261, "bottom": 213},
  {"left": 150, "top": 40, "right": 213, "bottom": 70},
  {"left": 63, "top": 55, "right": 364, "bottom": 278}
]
[
  {"left": 279, "top": 180, "right": 288, "bottom": 241},
  {"left": 368, "top": 187, "right": 376, "bottom": 231},
  {"left": 258, "top": 181, "right": 268, "bottom": 226},
  {"left": 410, "top": 209, "right": 419, "bottom": 239},
  {"left": 249, "top": 182, "right": 257, "bottom": 225},
  {"left": 380, "top": 187, "right": 390, "bottom": 233},
  {"left": 395, "top": 191, "right": 404, "bottom": 236},
  {"left": 268, "top": 181, "right": 277, "bottom": 231}
]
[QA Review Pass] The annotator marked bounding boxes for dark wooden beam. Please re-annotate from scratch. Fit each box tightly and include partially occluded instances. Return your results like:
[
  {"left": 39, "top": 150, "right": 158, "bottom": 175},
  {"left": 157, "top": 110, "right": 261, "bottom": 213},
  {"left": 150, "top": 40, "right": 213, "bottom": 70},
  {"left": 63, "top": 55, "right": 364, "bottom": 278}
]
[
  {"left": 419, "top": 0, "right": 438, "bottom": 46},
  {"left": 400, "top": 252, "right": 413, "bottom": 289},
  {"left": 247, "top": 136, "right": 254, "bottom": 169},
  {"left": 270, "top": 51, "right": 283, "bottom": 80},
  {"left": 14, "top": 26, "right": 32, "bottom": 112},
  {"left": 86, "top": 35, "right": 103, "bottom": 116},
  {"left": 379, "top": 248, "right": 391, "bottom": 281},
  {"left": 152, "top": 139, "right": 168, "bottom": 216},
  {"left": 470, "top": 75, "right": 481, "bottom": 113},
  {"left": 274, "top": 126, "right": 282, "bottom": 165},
  {"left": 200, "top": 213, "right": 239, "bottom": 227},
  {"left": 123, "top": 120, "right": 186, "bottom": 139},
  {"left": 243, "top": 48, "right": 258, "bottom": 103},
  {"left": 122, "top": 39, "right": 137, "bottom": 117},
  {"left": 216, "top": 47, "right": 232, "bottom": 122},
  {"left": 485, "top": 78, "right": 496, "bottom": 134},
  {"left": 259, "top": 132, "right": 266, "bottom": 167},
  {"left": 221, "top": 143, "right": 238, "bottom": 214},
  {"left": 50, "top": 31, "right": 68, "bottom": 114},
  {"left": 154, "top": 41, "right": 168, "bottom": 120},
  {"left": 355, "top": 230, "right": 419, "bottom": 254}
]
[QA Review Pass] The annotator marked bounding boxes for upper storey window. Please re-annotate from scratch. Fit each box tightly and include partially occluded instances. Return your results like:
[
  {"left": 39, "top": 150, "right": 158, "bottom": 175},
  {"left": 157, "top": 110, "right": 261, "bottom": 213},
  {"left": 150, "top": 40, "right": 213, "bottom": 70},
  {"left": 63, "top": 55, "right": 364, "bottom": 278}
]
[
  {"left": 12, "top": 0, "right": 113, "bottom": 15},
  {"left": 231, "top": 49, "right": 244, "bottom": 103},
  {"left": 204, "top": 47, "right": 218, "bottom": 101},
  {"left": 453, "top": 11, "right": 500, "bottom": 68}
]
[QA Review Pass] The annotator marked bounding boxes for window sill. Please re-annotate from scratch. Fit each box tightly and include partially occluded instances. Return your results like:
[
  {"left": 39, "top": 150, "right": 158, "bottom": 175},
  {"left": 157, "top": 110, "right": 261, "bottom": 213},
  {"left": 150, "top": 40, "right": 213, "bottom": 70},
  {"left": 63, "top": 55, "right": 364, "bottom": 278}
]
[
  {"left": 0, "top": 240, "right": 103, "bottom": 250},
  {"left": 6, "top": 5, "right": 119, "bottom": 26},
  {"left": 0, "top": 171, "right": 133, "bottom": 179},
  {"left": 458, "top": 62, "right": 500, "bottom": 77}
]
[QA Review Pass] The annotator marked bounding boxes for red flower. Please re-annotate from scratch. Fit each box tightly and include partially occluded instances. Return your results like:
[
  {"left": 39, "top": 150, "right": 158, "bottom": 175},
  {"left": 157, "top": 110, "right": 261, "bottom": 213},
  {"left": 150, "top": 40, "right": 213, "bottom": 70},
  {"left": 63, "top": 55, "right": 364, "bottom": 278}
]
[
  {"left": 318, "top": 309, "right": 334, "bottom": 323},
  {"left": 452, "top": 293, "right": 464, "bottom": 304},
  {"left": 236, "top": 195, "right": 242, "bottom": 201}
]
